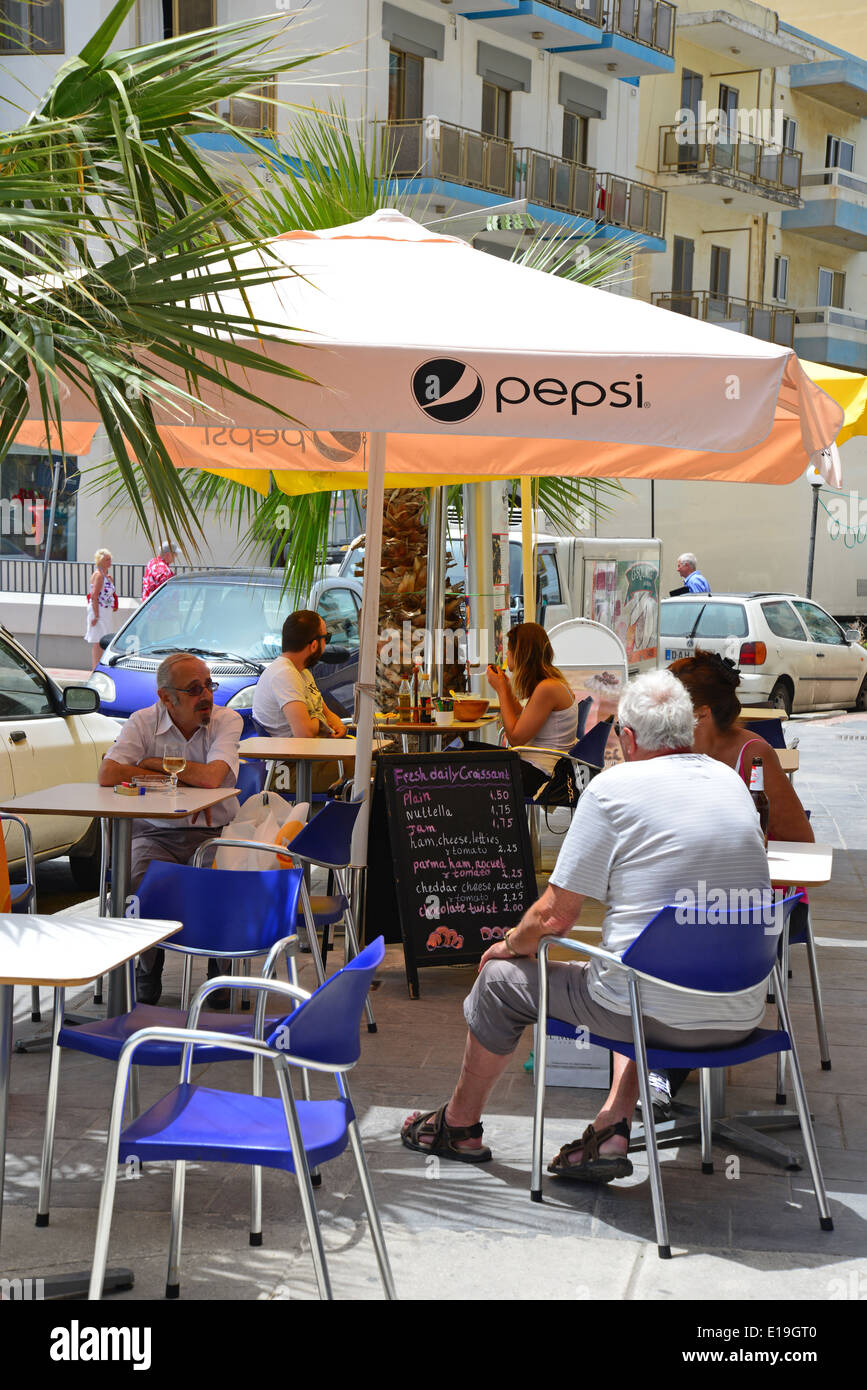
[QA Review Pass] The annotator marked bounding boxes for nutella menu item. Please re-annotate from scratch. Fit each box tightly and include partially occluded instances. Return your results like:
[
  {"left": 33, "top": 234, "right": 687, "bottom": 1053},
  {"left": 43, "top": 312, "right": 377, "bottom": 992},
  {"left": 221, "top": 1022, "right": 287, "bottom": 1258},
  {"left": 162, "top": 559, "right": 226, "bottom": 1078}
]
[{"left": 379, "top": 751, "right": 536, "bottom": 997}]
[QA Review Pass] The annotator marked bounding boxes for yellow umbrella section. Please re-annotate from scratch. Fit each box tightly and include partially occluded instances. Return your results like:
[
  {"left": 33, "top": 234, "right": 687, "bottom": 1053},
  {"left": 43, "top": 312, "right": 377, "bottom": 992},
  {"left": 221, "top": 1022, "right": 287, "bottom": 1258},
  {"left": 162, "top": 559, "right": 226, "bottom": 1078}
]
[{"left": 800, "top": 360, "right": 867, "bottom": 448}]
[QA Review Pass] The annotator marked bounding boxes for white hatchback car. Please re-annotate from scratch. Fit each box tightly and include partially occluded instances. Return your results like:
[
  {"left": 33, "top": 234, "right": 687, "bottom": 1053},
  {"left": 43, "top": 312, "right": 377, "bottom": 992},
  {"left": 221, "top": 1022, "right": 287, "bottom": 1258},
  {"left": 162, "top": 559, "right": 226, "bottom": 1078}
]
[
  {"left": 0, "top": 625, "right": 120, "bottom": 886},
  {"left": 660, "top": 593, "right": 867, "bottom": 715}
]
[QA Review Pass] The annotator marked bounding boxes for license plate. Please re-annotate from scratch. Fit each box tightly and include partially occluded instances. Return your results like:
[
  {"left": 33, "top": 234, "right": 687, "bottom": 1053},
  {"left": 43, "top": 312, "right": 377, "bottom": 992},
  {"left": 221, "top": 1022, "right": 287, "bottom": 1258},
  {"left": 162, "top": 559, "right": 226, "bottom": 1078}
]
[{"left": 665, "top": 648, "right": 692, "bottom": 660}]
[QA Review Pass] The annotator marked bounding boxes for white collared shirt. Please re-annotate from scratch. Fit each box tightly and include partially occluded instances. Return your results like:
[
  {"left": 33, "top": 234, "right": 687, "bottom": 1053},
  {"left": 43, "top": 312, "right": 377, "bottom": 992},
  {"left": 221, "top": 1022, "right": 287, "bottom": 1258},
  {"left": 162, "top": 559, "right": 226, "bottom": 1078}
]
[{"left": 105, "top": 701, "right": 242, "bottom": 829}]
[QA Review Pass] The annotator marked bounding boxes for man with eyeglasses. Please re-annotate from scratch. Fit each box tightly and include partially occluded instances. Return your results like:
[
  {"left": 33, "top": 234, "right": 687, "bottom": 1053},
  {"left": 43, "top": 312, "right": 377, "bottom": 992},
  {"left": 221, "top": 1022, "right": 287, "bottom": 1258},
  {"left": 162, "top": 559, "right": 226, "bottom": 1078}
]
[
  {"left": 99, "top": 652, "right": 242, "bottom": 1003},
  {"left": 253, "top": 609, "right": 347, "bottom": 741}
]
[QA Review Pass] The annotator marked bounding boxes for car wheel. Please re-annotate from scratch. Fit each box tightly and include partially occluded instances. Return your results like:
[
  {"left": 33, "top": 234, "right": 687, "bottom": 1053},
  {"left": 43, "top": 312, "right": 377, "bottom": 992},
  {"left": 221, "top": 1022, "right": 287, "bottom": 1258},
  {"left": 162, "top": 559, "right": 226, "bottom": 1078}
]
[
  {"left": 768, "top": 681, "right": 793, "bottom": 717},
  {"left": 69, "top": 851, "right": 102, "bottom": 892},
  {"left": 856, "top": 677, "right": 867, "bottom": 713}
]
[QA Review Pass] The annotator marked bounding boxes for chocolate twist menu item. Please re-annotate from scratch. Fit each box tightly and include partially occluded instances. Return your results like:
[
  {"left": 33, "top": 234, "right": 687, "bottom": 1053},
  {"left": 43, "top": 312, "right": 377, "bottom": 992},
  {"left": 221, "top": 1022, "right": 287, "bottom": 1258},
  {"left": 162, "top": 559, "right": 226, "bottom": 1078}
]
[{"left": 379, "top": 750, "right": 537, "bottom": 998}]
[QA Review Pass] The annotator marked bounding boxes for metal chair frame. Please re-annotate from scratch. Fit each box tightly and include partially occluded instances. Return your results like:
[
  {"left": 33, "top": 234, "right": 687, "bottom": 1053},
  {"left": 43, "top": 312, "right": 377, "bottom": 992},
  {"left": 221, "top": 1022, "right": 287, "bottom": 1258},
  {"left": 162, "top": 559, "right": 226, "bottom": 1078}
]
[
  {"left": 88, "top": 970, "right": 396, "bottom": 1301},
  {"left": 2, "top": 812, "right": 39, "bottom": 1019},
  {"left": 531, "top": 908, "right": 833, "bottom": 1258}
]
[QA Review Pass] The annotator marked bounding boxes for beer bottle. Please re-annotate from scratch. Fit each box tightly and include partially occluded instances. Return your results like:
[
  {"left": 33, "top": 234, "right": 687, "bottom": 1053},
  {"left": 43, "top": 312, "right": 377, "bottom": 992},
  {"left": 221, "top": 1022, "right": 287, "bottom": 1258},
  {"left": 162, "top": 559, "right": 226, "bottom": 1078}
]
[
  {"left": 398, "top": 675, "right": 411, "bottom": 720},
  {"left": 411, "top": 665, "right": 420, "bottom": 724},
  {"left": 419, "top": 672, "right": 432, "bottom": 724},
  {"left": 749, "top": 756, "right": 770, "bottom": 848}
]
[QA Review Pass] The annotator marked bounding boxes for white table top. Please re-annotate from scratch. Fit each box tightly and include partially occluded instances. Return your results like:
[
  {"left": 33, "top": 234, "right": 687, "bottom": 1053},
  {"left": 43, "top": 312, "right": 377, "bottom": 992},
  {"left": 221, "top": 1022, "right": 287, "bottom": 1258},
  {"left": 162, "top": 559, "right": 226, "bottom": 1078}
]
[
  {"left": 0, "top": 783, "right": 238, "bottom": 820},
  {"left": 240, "top": 737, "right": 360, "bottom": 761},
  {"left": 0, "top": 913, "right": 181, "bottom": 987},
  {"left": 767, "top": 840, "right": 833, "bottom": 888},
  {"left": 375, "top": 717, "right": 497, "bottom": 735}
]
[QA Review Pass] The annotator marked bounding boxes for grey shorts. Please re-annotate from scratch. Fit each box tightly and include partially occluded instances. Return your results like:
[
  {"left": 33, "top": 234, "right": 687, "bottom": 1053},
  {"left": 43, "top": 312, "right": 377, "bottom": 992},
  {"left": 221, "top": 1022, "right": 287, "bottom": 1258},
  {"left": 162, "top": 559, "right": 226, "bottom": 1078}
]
[{"left": 463, "top": 957, "right": 752, "bottom": 1056}]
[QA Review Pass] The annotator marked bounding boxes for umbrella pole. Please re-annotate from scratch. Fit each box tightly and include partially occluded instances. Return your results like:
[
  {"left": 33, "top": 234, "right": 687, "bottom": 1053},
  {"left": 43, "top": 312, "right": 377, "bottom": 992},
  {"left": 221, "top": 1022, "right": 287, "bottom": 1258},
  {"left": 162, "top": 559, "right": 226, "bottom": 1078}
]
[
  {"left": 33, "top": 458, "right": 61, "bottom": 663},
  {"left": 425, "top": 486, "right": 446, "bottom": 698},
  {"left": 351, "top": 431, "right": 387, "bottom": 867},
  {"left": 521, "top": 481, "right": 535, "bottom": 624}
]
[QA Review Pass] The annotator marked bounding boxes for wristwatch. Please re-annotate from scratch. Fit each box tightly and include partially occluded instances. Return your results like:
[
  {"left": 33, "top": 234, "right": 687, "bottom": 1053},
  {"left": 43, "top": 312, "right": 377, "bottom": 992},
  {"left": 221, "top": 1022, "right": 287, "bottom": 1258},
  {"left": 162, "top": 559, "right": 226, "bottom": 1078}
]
[{"left": 503, "top": 928, "right": 520, "bottom": 957}]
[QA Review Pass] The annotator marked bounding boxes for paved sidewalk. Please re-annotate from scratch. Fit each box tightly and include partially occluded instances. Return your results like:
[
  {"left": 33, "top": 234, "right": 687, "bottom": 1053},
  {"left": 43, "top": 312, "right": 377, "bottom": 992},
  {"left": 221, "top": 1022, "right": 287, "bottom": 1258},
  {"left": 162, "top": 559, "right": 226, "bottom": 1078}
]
[{"left": 2, "top": 717, "right": 866, "bottom": 1300}]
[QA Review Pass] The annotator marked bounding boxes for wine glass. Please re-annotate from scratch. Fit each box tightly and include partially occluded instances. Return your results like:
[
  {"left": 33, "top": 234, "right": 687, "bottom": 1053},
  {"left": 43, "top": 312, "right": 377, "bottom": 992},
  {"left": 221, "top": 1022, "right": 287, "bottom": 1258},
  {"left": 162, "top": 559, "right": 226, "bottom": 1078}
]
[{"left": 162, "top": 735, "right": 187, "bottom": 795}]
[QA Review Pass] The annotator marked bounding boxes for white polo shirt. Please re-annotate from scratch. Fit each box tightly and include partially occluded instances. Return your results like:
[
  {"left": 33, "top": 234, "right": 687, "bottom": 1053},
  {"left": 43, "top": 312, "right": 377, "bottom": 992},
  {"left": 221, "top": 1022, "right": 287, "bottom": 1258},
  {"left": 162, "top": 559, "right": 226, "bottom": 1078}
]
[{"left": 105, "top": 701, "right": 242, "bottom": 829}]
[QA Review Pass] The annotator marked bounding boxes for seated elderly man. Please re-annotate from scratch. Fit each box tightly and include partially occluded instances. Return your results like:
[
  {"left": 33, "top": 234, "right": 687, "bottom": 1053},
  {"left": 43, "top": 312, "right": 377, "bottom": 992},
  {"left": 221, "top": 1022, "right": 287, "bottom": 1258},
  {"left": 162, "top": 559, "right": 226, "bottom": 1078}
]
[
  {"left": 402, "top": 669, "right": 770, "bottom": 1181},
  {"left": 99, "top": 651, "right": 242, "bottom": 1004}
]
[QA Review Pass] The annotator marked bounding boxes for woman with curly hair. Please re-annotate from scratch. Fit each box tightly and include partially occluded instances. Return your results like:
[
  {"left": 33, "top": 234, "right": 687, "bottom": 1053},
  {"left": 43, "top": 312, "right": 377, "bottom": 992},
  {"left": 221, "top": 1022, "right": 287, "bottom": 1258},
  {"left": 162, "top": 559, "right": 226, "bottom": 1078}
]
[{"left": 668, "top": 650, "right": 812, "bottom": 843}]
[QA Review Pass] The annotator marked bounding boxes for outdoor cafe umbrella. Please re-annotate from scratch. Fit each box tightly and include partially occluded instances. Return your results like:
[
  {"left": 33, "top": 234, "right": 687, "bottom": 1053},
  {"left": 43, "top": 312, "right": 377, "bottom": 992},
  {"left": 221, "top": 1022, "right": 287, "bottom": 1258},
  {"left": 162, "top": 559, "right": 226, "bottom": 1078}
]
[{"left": 19, "top": 209, "right": 845, "bottom": 862}]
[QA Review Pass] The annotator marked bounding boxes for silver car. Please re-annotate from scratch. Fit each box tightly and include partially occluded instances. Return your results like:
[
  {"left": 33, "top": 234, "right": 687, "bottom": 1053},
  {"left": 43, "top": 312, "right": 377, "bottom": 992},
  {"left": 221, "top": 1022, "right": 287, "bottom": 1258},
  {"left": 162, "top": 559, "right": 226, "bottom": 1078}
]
[{"left": 660, "top": 593, "right": 867, "bottom": 715}]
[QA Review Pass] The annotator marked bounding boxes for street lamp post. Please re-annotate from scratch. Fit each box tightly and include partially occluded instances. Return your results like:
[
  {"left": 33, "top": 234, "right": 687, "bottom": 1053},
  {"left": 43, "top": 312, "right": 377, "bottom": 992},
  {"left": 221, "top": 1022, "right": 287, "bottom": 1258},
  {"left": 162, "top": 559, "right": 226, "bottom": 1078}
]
[{"left": 804, "top": 465, "right": 823, "bottom": 600}]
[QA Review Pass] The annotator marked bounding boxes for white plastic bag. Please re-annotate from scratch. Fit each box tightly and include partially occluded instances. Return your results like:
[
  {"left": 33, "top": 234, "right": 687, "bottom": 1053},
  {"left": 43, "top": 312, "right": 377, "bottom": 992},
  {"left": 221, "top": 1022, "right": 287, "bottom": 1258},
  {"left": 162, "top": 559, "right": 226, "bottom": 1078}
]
[{"left": 215, "top": 791, "right": 308, "bottom": 870}]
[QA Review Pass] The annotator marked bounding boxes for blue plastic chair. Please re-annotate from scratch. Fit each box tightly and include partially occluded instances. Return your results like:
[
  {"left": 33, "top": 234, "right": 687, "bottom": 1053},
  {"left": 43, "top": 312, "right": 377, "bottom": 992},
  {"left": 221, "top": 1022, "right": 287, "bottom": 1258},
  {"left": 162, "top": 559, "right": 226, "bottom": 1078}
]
[
  {"left": 88, "top": 937, "right": 395, "bottom": 1301},
  {"left": 36, "top": 865, "right": 304, "bottom": 1235},
  {"left": 743, "top": 718, "right": 786, "bottom": 750},
  {"left": 570, "top": 717, "right": 612, "bottom": 770},
  {"left": 197, "top": 797, "right": 377, "bottom": 1033},
  {"left": 236, "top": 758, "right": 267, "bottom": 804},
  {"left": 531, "top": 895, "right": 833, "bottom": 1258}
]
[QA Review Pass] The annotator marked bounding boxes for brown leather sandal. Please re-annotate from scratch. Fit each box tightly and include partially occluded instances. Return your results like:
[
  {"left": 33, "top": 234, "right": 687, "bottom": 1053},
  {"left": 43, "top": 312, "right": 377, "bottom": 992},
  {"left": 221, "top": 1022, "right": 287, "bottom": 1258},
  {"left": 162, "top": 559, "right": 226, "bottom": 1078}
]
[
  {"left": 547, "top": 1119, "right": 633, "bottom": 1184},
  {"left": 401, "top": 1104, "right": 492, "bottom": 1164}
]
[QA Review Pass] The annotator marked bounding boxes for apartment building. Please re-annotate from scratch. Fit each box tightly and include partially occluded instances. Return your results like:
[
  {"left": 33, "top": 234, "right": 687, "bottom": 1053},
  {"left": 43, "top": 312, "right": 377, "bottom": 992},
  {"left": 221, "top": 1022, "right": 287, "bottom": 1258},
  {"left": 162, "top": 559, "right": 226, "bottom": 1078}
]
[{"left": 0, "top": 0, "right": 675, "bottom": 568}]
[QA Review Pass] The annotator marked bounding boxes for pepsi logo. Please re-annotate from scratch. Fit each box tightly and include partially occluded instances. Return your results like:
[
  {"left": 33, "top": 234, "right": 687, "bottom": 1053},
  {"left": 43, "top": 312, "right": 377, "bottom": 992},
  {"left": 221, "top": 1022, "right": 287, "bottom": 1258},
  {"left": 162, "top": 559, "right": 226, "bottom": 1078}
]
[{"left": 412, "top": 358, "right": 484, "bottom": 424}]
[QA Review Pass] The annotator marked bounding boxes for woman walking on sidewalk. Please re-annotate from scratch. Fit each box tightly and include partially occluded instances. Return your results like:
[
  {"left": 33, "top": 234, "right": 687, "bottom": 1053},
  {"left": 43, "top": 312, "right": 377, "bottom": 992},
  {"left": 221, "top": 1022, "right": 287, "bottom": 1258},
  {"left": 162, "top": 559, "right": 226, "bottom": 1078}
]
[{"left": 85, "top": 548, "right": 116, "bottom": 670}]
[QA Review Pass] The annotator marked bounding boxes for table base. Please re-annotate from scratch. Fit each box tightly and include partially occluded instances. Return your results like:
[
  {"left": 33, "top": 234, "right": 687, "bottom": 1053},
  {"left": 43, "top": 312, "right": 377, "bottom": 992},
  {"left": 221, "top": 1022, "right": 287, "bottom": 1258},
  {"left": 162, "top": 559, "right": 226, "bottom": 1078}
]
[{"left": 630, "top": 1100, "right": 803, "bottom": 1170}]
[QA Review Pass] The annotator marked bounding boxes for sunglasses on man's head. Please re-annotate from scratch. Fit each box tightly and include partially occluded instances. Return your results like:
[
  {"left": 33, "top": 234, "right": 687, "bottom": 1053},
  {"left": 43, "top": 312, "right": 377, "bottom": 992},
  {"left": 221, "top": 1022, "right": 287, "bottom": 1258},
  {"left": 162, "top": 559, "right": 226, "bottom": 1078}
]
[
  {"left": 171, "top": 679, "right": 219, "bottom": 697},
  {"left": 614, "top": 720, "right": 631, "bottom": 737}
]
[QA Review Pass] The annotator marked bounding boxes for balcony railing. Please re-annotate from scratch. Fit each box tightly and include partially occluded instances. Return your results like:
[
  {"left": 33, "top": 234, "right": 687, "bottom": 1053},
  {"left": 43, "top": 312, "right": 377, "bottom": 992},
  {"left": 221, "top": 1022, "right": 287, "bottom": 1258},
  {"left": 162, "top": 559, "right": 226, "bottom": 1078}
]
[
  {"left": 658, "top": 125, "right": 802, "bottom": 197},
  {"left": 801, "top": 168, "right": 867, "bottom": 197},
  {"left": 542, "top": 0, "right": 676, "bottom": 55},
  {"left": 379, "top": 117, "right": 514, "bottom": 197},
  {"left": 795, "top": 307, "right": 867, "bottom": 333},
  {"left": 381, "top": 120, "right": 666, "bottom": 238},
  {"left": 652, "top": 290, "right": 795, "bottom": 346}
]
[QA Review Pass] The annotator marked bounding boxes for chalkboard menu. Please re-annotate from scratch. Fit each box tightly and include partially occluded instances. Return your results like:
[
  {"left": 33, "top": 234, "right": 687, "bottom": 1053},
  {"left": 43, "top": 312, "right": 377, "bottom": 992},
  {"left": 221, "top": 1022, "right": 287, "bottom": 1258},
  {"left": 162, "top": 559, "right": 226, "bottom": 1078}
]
[{"left": 378, "top": 750, "right": 537, "bottom": 997}]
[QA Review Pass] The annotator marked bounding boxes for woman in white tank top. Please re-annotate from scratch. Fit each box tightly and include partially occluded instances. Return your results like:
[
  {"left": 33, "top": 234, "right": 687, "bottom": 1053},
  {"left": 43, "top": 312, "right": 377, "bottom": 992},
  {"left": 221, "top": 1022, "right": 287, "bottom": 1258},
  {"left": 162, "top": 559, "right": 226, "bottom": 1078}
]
[{"left": 486, "top": 623, "right": 579, "bottom": 795}]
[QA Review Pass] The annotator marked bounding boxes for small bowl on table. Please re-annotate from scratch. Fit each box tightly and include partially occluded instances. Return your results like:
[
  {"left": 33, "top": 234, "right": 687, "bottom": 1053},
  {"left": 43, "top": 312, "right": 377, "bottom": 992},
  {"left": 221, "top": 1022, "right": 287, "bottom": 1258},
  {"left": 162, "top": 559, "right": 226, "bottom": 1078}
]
[{"left": 452, "top": 697, "right": 490, "bottom": 722}]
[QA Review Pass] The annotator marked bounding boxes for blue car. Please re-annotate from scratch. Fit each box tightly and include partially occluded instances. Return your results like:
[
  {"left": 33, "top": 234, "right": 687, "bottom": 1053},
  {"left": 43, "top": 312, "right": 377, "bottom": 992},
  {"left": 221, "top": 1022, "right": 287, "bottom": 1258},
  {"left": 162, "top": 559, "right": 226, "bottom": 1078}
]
[{"left": 88, "top": 569, "right": 363, "bottom": 733}]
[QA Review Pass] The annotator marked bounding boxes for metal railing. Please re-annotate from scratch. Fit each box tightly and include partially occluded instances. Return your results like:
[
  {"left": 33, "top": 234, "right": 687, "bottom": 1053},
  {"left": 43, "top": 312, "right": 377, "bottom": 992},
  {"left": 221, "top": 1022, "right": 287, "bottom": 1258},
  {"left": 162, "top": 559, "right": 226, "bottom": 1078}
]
[
  {"left": 597, "top": 172, "right": 666, "bottom": 237},
  {"left": 542, "top": 0, "right": 677, "bottom": 54},
  {"left": 514, "top": 147, "right": 596, "bottom": 218},
  {"left": 659, "top": 125, "right": 802, "bottom": 197},
  {"left": 0, "top": 561, "right": 229, "bottom": 600},
  {"left": 378, "top": 117, "right": 515, "bottom": 196},
  {"left": 607, "top": 0, "right": 676, "bottom": 55},
  {"left": 381, "top": 120, "right": 666, "bottom": 237},
  {"left": 800, "top": 167, "right": 867, "bottom": 197},
  {"left": 652, "top": 290, "right": 795, "bottom": 345},
  {"left": 794, "top": 307, "right": 867, "bottom": 334}
]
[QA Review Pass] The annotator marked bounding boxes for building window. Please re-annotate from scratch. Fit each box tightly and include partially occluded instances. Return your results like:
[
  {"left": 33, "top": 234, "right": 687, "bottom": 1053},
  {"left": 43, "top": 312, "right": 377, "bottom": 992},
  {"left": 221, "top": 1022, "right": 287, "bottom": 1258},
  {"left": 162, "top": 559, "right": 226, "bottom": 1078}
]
[
  {"left": 0, "top": 452, "right": 78, "bottom": 561},
  {"left": 563, "top": 111, "right": 588, "bottom": 165},
  {"left": 825, "top": 135, "right": 854, "bottom": 171},
  {"left": 818, "top": 268, "right": 845, "bottom": 308},
  {"left": 0, "top": 0, "right": 63, "bottom": 53},
  {"left": 773, "top": 255, "right": 789, "bottom": 302},
  {"left": 718, "top": 83, "right": 738, "bottom": 138},
  {"left": 671, "top": 236, "right": 694, "bottom": 314},
  {"left": 709, "top": 245, "right": 730, "bottom": 298},
  {"left": 388, "top": 47, "right": 424, "bottom": 123},
  {"left": 228, "top": 80, "right": 275, "bottom": 132},
  {"left": 161, "top": 0, "right": 215, "bottom": 37},
  {"left": 482, "top": 81, "right": 511, "bottom": 141},
  {"left": 781, "top": 118, "right": 797, "bottom": 151}
]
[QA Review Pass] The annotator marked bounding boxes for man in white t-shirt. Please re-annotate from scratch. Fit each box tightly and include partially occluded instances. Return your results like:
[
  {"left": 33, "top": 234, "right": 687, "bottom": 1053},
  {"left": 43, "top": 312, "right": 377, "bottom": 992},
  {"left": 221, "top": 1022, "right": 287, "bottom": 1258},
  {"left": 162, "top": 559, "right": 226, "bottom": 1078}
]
[
  {"left": 401, "top": 669, "right": 771, "bottom": 1180},
  {"left": 253, "top": 609, "right": 347, "bottom": 740}
]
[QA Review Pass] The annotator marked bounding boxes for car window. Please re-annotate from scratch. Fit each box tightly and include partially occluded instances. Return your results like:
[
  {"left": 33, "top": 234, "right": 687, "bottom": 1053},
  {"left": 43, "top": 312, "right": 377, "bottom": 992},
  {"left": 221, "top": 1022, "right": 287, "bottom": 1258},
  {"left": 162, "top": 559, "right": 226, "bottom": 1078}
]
[
  {"left": 762, "top": 601, "right": 808, "bottom": 641},
  {"left": 792, "top": 601, "right": 847, "bottom": 646},
  {"left": 660, "top": 602, "right": 704, "bottom": 637},
  {"left": 537, "top": 547, "right": 562, "bottom": 606},
  {"left": 114, "top": 580, "right": 287, "bottom": 663},
  {"left": 317, "top": 587, "right": 360, "bottom": 651},
  {"left": 0, "top": 635, "right": 54, "bottom": 718},
  {"left": 694, "top": 603, "right": 748, "bottom": 638}
]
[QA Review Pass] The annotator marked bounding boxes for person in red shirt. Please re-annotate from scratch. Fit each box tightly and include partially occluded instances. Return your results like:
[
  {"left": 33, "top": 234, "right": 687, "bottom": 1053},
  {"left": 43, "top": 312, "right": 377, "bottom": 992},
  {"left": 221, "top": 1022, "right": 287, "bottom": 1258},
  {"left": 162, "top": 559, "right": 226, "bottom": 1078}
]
[{"left": 142, "top": 541, "right": 176, "bottom": 601}]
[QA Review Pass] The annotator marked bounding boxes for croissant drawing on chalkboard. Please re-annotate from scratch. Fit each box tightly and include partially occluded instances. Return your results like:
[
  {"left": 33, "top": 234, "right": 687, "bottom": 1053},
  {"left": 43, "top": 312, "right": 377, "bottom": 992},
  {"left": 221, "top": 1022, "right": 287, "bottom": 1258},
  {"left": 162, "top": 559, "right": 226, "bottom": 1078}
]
[{"left": 426, "top": 926, "right": 464, "bottom": 952}]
